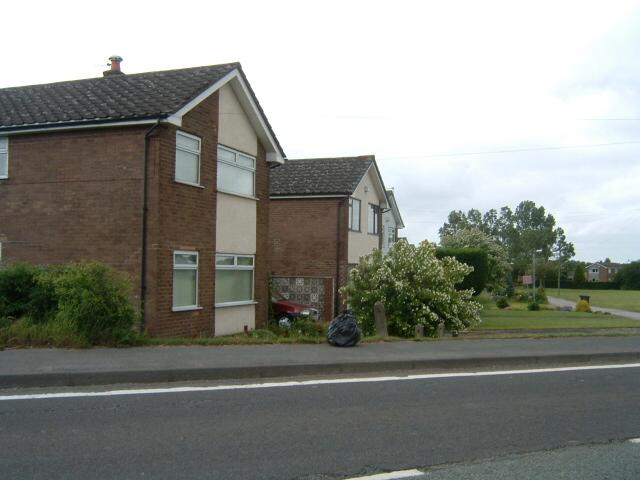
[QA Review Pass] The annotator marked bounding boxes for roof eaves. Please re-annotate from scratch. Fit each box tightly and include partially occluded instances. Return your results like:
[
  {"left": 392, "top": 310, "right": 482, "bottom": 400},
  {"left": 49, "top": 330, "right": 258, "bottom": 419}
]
[
  {"left": 352, "top": 158, "right": 389, "bottom": 206},
  {"left": 0, "top": 114, "right": 166, "bottom": 134},
  {"left": 166, "top": 65, "right": 286, "bottom": 163}
]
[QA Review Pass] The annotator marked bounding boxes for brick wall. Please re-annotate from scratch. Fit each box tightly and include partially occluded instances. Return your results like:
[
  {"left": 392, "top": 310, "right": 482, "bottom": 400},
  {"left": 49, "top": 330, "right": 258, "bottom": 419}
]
[
  {"left": 0, "top": 127, "right": 149, "bottom": 306},
  {"left": 145, "top": 93, "right": 219, "bottom": 337},
  {"left": 269, "top": 197, "right": 348, "bottom": 318},
  {"left": 254, "top": 143, "right": 270, "bottom": 329},
  {"left": 1, "top": 90, "right": 272, "bottom": 337}
]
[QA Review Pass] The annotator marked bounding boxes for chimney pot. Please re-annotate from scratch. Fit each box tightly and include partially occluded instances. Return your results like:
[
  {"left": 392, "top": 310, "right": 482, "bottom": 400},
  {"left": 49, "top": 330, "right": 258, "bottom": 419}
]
[{"left": 103, "top": 55, "right": 124, "bottom": 77}]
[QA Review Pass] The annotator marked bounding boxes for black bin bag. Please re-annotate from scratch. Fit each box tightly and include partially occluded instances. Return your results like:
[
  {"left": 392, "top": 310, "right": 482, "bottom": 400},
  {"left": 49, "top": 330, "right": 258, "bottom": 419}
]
[{"left": 327, "top": 310, "right": 361, "bottom": 347}]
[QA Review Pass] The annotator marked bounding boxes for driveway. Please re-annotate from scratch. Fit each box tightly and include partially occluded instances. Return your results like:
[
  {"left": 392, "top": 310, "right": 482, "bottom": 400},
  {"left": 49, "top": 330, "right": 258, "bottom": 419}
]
[{"left": 548, "top": 296, "right": 640, "bottom": 321}]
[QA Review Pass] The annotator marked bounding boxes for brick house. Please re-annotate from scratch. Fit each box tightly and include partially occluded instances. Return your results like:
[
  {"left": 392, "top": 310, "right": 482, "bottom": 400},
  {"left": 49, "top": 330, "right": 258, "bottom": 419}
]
[
  {"left": 0, "top": 58, "right": 285, "bottom": 336},
  {"left": 585, "top": 261, "right": 624, "bottom": 283},
  {"left": 381, "top": 189, "right": 405, "bottom": 255},
  {"left": 269, "top": 156, "right": 396, "bottom": 321}
]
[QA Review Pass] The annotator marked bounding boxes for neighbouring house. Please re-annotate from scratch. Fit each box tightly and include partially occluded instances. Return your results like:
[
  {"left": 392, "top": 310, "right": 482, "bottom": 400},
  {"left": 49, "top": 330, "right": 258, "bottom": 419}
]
[
  {"left": 0, "top": 57, "right": 285, "bottom": 337},
  {"left": 269, "top": 155, "right": 396, "bottom": 321},
  {"left": 585, "top": 261, "right": 625, "bottom": 283},
  {"left": 381, "top": 189, "right": 405, "bottom": 255}
]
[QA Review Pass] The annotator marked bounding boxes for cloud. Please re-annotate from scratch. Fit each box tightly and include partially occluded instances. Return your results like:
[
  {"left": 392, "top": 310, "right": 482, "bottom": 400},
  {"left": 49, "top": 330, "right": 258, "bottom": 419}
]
[{"left": 2, "top": 0, "right": 639, "bottom": 262}]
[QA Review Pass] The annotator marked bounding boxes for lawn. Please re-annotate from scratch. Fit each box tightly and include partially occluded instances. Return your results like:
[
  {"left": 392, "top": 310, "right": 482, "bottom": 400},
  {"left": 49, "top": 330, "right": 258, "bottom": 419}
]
[
  {"left": 549, "top": 288, "right": 640, "bottom": 313},
  {"left": 475, "top": 295, "right": 639, "bottom": 330}
]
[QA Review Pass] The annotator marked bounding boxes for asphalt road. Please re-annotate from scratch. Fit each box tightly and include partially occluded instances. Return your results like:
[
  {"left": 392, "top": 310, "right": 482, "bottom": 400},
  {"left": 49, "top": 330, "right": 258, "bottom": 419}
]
[{"left": 1, "top": 366, "right": 640, "bottom": 479}]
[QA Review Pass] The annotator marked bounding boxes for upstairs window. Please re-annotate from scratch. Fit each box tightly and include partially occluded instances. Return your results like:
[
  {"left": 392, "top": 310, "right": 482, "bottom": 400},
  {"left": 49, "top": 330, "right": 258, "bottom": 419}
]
[
  {"left": 0, "top": 137, "right": 8, "bottom": 179},
  {"left": 217, "top": 145, "right": 256, "bottom": 197},
  {"left": 349, "top": 197, "right": 361, "bottom": 231},
  {"left": 175, "top": 132, "right": 201, "bottom": 186},
  {"left": 368, "top": 204, "right": 380, "bottom": 234}
]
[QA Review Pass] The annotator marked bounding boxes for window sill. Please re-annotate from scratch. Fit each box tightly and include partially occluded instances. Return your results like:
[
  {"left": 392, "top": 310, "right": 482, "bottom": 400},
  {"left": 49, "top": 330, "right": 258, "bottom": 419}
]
[
  {"left": 172, "top": 306, "right": 203, "bottom": 312},
  {"left": 348, "top": 229, "right": 361, "bottom": 233},
  {"left": 215, "top": 301, "right": 258, "bottom": 308},
  {"left": 174, "top": 180, "right": 205, "bottom": 189},
  {"left": 217, "top": 189, "right": 258, "bottom": 201},
  {"left": 367, "top": 232, "right": 380, "bottom": 236}
]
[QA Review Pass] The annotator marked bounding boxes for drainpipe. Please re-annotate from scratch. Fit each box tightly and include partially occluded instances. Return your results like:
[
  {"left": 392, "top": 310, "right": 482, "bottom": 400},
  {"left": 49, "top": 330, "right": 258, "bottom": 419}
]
[
  {"left": 335, "top": 199, "right": 343, "bottom": 318},
  {"left": 140, "top": 121, "right": 161, "bottom": 331}
]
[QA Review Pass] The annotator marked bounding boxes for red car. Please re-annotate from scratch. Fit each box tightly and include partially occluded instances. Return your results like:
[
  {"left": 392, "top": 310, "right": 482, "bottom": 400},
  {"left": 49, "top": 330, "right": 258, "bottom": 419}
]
[{"left": 272, "top": 292, "right": 319, "bottom": 324}]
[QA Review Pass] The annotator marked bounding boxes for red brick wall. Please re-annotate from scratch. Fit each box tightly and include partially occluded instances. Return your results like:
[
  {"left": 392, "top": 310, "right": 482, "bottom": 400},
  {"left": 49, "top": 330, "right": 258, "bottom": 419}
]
[
  {"left": 1, "top": 90, "right": 271, "bottom": 338},
  {"left": 144, "top": 93, "right": 219, "bottom": 337},
  {"left": 0, "top": 127, "right": 149, "bottom": 306},
  {"left": 254, "top": 143, "right": 270, "bottom": 329},
  {"left": 269, "top": 197, "right": 348, "bottom": 317}
]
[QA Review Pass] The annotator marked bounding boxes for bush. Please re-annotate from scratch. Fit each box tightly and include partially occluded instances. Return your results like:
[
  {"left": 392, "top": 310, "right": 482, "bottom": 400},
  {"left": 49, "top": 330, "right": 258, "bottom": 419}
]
[
  {"left": 440, "top": 228, "right": 511, "bottom": 293},
  {"left": 575, "top": 300, "right": 592, "bottom": 313},
  {"left": 292, "top": 318, "right": 325, "bottom": 337},
  {"left": 527, "top": 302, "right": 540, "bottom": 311},
  {"left": 614, "top": 261, "right": 640, "bottom": 290},
  {"left": 436, "top": 247, "right": 489, "bottom": 295},
  {"left": 51, "top": 263, "right": 138, "bottom": 344},
  {"left": 495, "top": 297, "right": 510, "bottom": 309},
  {"left": 0, "top": 263, "right": 43, "bottom": 320},
  {"left": 0, "top": 261, "right": 138, "bottom": 346},
  {"left": 514, "top": 287, "right": 547, "bottom": 304},
  {"left": 342, "top": 240, "right": 482, "bottom": 337}
]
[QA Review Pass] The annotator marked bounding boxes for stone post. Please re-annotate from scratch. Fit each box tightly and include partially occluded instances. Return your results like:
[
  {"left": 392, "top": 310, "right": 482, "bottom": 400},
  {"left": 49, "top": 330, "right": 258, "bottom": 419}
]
[{"left": 374, "top": 301, "right": 388, "bottom": 337}]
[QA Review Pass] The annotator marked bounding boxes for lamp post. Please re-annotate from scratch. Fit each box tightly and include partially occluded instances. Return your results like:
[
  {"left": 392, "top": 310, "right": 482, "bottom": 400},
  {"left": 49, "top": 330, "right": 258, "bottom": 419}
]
[{"left": 533, "top": 249, "right": 543, "bottom": 303}]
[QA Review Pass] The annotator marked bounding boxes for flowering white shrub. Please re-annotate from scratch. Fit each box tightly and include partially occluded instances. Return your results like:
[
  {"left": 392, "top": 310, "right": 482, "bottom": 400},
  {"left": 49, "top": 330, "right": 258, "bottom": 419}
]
[
  {"left": 440, "top": 227, "right": 511, "bottom": 293},
  {"left": 341, "top": 240, "right": 482, "bottom": 337}
]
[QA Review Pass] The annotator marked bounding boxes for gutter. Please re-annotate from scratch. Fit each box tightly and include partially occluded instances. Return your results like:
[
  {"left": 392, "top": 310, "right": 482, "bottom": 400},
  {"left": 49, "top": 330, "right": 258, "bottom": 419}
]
[{"left": 140, "top": 121, "right": 161, "bottom": 331}]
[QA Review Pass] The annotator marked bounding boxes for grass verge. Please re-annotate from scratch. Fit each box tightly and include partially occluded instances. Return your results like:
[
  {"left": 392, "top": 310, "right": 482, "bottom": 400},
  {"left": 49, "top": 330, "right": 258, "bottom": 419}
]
[
  {"left": 548, "top": 288, "right": 640, "bottom": 312},
  {"left": 476, "top": 294, "right": 639, "bottom": 330}
]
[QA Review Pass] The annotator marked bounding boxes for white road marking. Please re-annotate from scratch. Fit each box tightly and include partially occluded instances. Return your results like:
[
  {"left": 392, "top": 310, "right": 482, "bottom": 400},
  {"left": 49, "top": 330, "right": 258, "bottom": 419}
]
[
  {"left": 629, "top": 438, "right": 640, "bottom": 444},
  {"left": 344, "top": 469, "right": 423, "bottom": 480},
  {"left": 1, "top": 362, "right": 640, "bottom": 402}
]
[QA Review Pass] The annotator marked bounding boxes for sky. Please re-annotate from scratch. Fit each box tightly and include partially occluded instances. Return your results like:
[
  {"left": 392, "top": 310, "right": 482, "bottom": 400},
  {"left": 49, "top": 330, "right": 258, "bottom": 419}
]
[{"left": 2, "top": 0, "right": 639, "bottom": 263}]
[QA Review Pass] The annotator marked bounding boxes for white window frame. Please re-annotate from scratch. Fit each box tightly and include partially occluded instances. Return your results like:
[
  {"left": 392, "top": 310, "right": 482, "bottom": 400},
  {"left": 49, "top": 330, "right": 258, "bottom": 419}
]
[
  {"left": 175, "top": 131, "right": 202, "bottom": 187},
  {"left": 215, "top": 253, "right": 255, "bottom": 307},
  {"left": 349, "top": 197, "right": 361, "bottom": 232},
  {"left": 217, "top": 144, "right": 256, "bottom": 198},
  {"left": 172, "top": 250, "right": 200, "bottom": 311},
  {"left": 0, "top": 136, "right": 8, "bottom": 179},
  {"left": 368, "top": 203, "right": 380, "bottom": 234}
]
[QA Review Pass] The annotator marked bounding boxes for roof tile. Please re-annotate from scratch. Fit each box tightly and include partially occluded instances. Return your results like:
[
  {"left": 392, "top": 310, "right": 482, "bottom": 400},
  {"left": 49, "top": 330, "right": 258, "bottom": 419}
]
[{"left": 270, "top": 156, "right": 375, "bottom": 196}]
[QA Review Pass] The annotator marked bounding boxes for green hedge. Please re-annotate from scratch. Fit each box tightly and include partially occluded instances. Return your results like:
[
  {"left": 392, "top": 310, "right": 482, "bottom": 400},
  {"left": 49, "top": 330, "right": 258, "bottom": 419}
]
[
  {"left": 0, "top": 262, "right": 138, "bottom": 346},
  {"left": 614, "top": 262, "right": 640, "bottom": 290},
  {"left": 436, "top": 247, "right": 489, "bottom": 296},
  {"left": 557, "top": 280, "right": 620, "bottom": 290}
]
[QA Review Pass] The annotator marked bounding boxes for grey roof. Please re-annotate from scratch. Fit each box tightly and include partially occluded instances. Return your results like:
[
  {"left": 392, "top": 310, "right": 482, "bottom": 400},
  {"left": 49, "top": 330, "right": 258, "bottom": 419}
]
[
  {"left": 386, "top": 189, "right": 405, "bottom": 229},
  {"left": 270, "top": 156, "right": 376, "bottom": 196},
  {"left": 0, "top": 62, "right": 285, "bottom": 156}
]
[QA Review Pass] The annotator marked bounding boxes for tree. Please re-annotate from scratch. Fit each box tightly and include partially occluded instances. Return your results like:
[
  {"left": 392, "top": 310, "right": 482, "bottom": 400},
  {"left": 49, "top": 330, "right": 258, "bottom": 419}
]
[
  {"left": 573, "top": 263, "right": 586, "bottom": 283},
  {"left": 341, "top": 240, "right": 482, "bottom": 337},
  {"left": 440, "top": 201, "right": 568, "bottom": 278},
  {"left": 552, "top": 227, "right": 575, "bottom": 291},
  {"left": 614, "top": 261, "right": 640, "bottom": 290},
  {"left": 440, "top": 227, "right": 511, "bottom": 293}
]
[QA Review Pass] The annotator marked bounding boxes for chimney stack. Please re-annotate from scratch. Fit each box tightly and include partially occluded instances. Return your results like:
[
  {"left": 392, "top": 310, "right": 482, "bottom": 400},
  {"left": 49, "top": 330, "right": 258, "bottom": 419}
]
[{"left": 103, "top": 55, "right": 124, "bottom": 77}]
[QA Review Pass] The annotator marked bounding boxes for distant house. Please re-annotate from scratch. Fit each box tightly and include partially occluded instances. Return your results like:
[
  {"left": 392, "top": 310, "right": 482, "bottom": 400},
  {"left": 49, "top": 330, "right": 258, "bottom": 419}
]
[
  {"left": 269, "top": 155, "right": 398, "bottom": 320},
  {"left": 381, "top": 189, "right": 405, "bottom": 255},
  {"left": 0, "top": 58, "right": 285, "bottom": 337},
  {"left": 585, "top": 261, "right": 625, "bottom": 282}
]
